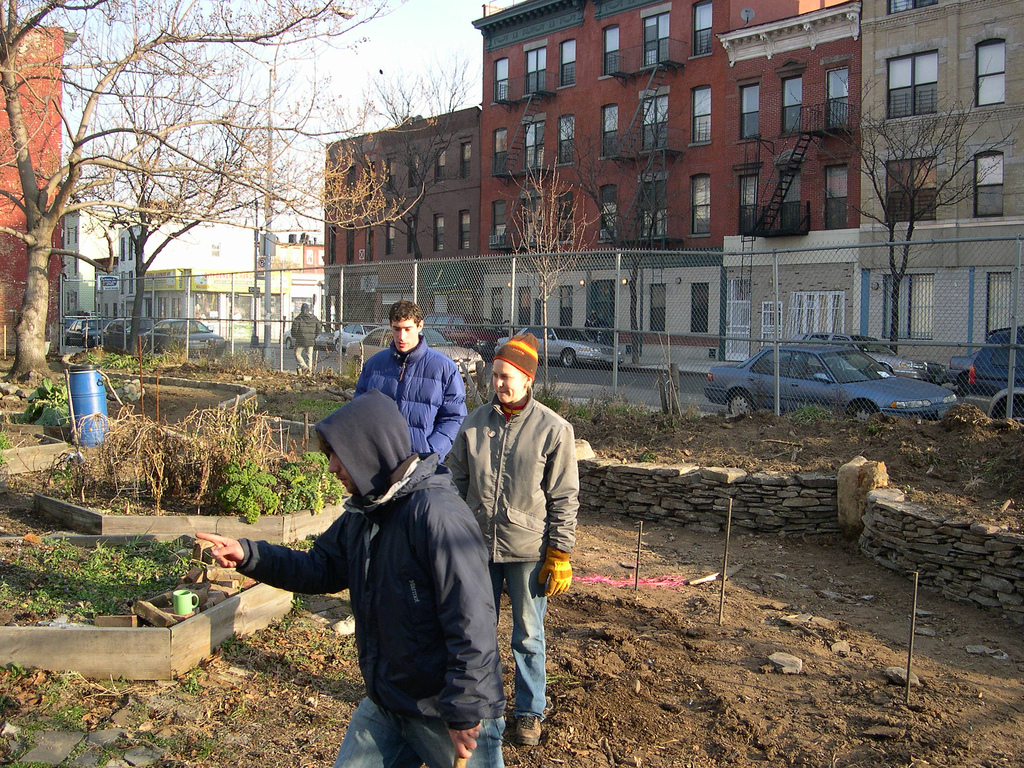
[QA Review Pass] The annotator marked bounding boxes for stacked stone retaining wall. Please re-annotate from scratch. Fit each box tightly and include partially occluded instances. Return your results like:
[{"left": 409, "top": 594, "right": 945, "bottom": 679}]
[
  {"left": 579, "top": 459, "right": 839, "bottom": 535},
  {"left": 860, "top": 488, "right": 1024, "bottom": 625},
  {"left": 579, "top": 459, "right": 1024, "bottom": 625}
]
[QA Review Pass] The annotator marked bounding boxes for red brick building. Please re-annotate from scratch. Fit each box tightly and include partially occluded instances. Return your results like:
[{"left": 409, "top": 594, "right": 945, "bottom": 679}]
[
  {"left": 473, "top": 0, "right": 861, "bottom": 253},
  {"left": 0, "top": 28, "right": 67, "bottom": 343}
]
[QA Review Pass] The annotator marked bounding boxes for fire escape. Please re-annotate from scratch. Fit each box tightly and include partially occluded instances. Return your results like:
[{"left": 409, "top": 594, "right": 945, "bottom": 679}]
[
  {"left": 489, "top": 67, "right": 555, "bottom": 251},
  {"left": 744, "top": 99, "right": 855, "bottom": 238},
  {"left": 607, "top": 37, "right": 687, "bottom": 249}
]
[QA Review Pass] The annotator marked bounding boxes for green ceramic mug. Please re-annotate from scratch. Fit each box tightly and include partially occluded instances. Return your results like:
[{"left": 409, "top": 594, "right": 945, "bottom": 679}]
[{"left": 172, "top": 589, "right": 200, "bottom": 616}]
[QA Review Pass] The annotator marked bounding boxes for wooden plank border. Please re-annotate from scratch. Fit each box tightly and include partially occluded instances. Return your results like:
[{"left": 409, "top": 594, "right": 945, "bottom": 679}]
[
  {"left": 0, "top": 584, "right": 292, "bottom": 680},
  {"left": 34, "top": 494, "right": 344, "bottom": 543}
]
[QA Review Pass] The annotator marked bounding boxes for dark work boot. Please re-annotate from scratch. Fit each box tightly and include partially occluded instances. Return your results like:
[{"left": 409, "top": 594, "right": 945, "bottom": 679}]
[{"left": 514, "top": 715, "right": 541, "bottom": 746}]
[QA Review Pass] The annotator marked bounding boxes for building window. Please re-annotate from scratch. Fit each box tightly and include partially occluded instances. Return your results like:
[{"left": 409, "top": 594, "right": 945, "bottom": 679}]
[
  {"left": 986, "top": 272, "right": 1011, "bottom": 334},
  {"left": 603, "top": 26, "right": 620, "bottom": 75},
  {"left": 761, "top": 300, "right": 782, "bottom": 341},
  {"left": 558, "top": 115, "right": 575, "bottom": 164},
  {"left": 459, "top": 210, "right": 471, "bottom": 249},
  {"left": 525, "top": 120, "right": 544, "bottom": 170},
  {"left": 385, "top": 223, "right": 395, "bottom": 255},
  {"left": 460, "top": 141, "right": 471, "bottom": 178},
  {"left": 974, "top": 153, "right": 1004, "bottom": 217},
  {"left": 643, "top": 12, "right": 669, "bottom": 67},
  {"left": 781, "top": 76, "right": 802, "bottom": 133},
  {"left": 600, "top": 184, "right": 617, "bottom": 241},
  {"left": 641, "top": 94, "right": 668, "bottom": 151},
  {"left": 691, "top": 174, "right": 710, "bottom": 235},
  {"left": 407, "top": 159, "right": 417, "bottom": 188},
  {"left": 649, "top": 283, "right": 666, "bottom": 332},
  {"left": 825, "top": 165, "right": 848, "bottom": 229},
  {"left": 691, "top": 86, "right": 711, "bottom": 143},
  {"left": 494, "top": 57, "right": 509, "bottom": 101},
  {"left": 693, "top": 1, "right": 712, "bottom": 56},
  {"left": 692, "top": 283, "right": 710, "bottom": 334},
  {"left": 640, "top": 178, "right": 667, "bottom": 238},
  {"left": 560, "top": 39, "right": 576, "bottom": 87},
  {"left": 525, "top": 47, "right": 547, "bottom": 94},
  {"left": 789, "top": 291, "right": 844, "bottom": 337},
  {"left": 557, "top": 192, "right": 573, "bottom": 242},
  {"left": 888, "top": 0, "right": 937, "bottom": 12},
  {"left": 491, "top": 200, "right": 507, "bottom": 248},
  {"left": 366, "top": 228, "right": 375, "bottom": 262},
  {"left": 346, "top": 229, "right": 354, "bottom": 264},
  {"left": 518, "top": 286, "right": 532, "bottom": 326},
  {"left": 906, "top": 273, "right": 934, "bottom": 339},
  {"left": 740, "top": 83, "right": 759, "bottom": 138},
  {"left": 434, "top": 149, "right": 445, "bottom": 181},
  {"left": 406, "top": 217, "right": 415, "bottom": 254},
  {"left": 888, "top": 52, "right": 937, "bottom": 118},
  {"left": 559, "top": 285, "right": 573, "bottom": 327},
  {"left": 433, "top": 214, "right": 444, "bottom": 252},
  {"left": 826, "top": 68, "right": 849, "bottom": 128},
  {"left": 781, "top": 172, "right": 802, "bottom": 231},
  {"left": 976, "top": 40, "right": 1005, "bottom": 106},
  {"left": 492, "top": 286, "right": 505, "bottom": 324},
  {"left": 493, "top": 128, "right": 507, "bottom": 175},
  {"left": 887, "top": 158, "right": 936, "bottom": 221},
  {"left": 601, "top": 104, "right": 618, "bottom": 156},
  {"left": 739, "top": 174, "right": 758, "bottom": 234}
]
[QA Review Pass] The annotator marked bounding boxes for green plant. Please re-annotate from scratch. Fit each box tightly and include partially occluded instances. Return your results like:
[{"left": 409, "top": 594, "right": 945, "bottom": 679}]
[
  {"left": 638, "top": 449, "right": 658, "bottom": 462},
  {"left": 180, "top": 667, "right": 203, "bottom": 695},
  {"left": 787, "top": 405, "right": 835, "bottom": 426},
  {"left": 0, "top": 431, "right": 12, "bottom": 451},
  {"left": 295, "top": 397, "right": 342, "bottom": 421},
  {"left": 216, "top": 459, "right": 280, "bottom": 523},
  {"left": 279, "top": 452, "right": 345, "bottom": 515},
  {"left": 20, "top": 378, "right": 69, "bottom": 426}
]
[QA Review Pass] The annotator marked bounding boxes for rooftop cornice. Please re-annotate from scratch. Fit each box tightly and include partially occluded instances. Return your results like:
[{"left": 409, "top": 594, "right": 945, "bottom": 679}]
[{"left": 717, "top": 1, "right": 861, "bottom": 67}]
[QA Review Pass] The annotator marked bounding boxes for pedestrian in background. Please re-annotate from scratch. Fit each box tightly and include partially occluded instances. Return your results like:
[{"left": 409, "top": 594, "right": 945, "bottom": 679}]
[
  {"left": 290, "top": 303, "right": 321, "bottom": 374},
  {"left": 198, "top": 391, "right": 506, "bottom": 767},
  {"left": 448, "top": 332, "right": 579, "bottom": 747},
  {"left": 355, "top": 299, "right": 466, "bottom": 461}
]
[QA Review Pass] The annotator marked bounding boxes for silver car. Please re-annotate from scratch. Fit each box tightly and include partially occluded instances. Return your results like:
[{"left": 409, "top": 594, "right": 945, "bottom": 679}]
[
  {"left": 345, "top": 327, "right": 483, "bottom": 368},
  {"left": 798, "top": 333, "right": 947, "bottom": 384},
  {"left": 498, "top": 326, "right": 625, "bottom": 368}
]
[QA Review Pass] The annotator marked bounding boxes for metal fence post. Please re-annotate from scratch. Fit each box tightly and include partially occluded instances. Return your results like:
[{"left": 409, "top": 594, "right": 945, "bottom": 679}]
[
  {"left": 339, "top": 266, "right": 345, "bottom": 326},
  {"left": 613, "top": 251, "right": 621, "bottom": 392},
  {"left": 773, "top": 250, "right": 780, "bottom": 416},
  {"left": 229, "top": 272, "right": 236, "bottom": 356},
  {"left": 509, "top": 256, "right": 517, "bottom": 335},
  {"left": 413, "top": 261, "right": 418, "bottom": 306},
  {"left": 1009, "top": 237, "right": 1021, "bottom": 419}
]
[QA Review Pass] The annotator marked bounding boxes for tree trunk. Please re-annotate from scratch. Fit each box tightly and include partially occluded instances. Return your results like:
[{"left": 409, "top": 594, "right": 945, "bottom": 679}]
[{"left": 8, "top": 240, "right": 55, "bottom": 383}]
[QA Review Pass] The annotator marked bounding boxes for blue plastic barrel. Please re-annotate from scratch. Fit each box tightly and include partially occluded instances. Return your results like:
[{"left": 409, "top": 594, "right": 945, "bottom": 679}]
[{"left": 68, "top": 364, "right": 108, "bottom": 446}]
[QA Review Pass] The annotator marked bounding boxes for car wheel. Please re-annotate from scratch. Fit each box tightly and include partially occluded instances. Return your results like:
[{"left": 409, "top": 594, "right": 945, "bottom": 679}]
[
  {"left": 727, "top": 390, "right": 754, "bottom": 416},
  {"left": 847, "top": 400, "right": 879, "bottom": 421},
  {"left": 991, "top": 395, "right": 1024, "bottom": 421},
  {"left": 560, "top": 348, "right": 577, "bottom": 368}
]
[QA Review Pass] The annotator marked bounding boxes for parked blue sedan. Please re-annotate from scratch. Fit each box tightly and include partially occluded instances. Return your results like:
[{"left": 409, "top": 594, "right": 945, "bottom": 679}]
[{"left": 704, "top": 344, "right": 957, "bottom": 420}]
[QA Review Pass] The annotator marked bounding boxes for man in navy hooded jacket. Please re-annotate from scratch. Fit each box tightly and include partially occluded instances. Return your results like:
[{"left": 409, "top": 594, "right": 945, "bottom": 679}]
[{"left": 198, "top": 390, "right": 505, "bottom": 767}]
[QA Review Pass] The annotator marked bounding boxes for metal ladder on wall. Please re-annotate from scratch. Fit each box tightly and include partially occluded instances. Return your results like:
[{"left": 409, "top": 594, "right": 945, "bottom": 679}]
[{"left": 752, "top": 131, "right": 813, "bottom": 234}]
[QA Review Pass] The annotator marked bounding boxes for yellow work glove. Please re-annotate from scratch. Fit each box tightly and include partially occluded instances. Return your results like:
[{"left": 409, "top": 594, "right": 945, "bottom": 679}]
[{"left": 538, "top": 547, "right": 572, "bottom": 596}]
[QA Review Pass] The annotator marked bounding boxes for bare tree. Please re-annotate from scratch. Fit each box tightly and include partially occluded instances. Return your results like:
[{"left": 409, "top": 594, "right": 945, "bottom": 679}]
[
  {"left": 837, "top": 99, "right": 1014, "bottom": 344},
  {"left": 512, "top": 168, "right": 591, "bottom": 388},
  {"left": 0, "top": 0, "right": 386, "bottom": 382}
]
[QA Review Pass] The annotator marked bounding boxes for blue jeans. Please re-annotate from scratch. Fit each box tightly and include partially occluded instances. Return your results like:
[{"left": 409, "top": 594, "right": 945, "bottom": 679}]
[
  {"left": 490, "top": 560, "right": 547, "bottom": 719},
  {"left": 332, "top": 698, "right": 505, "bottom": 768}
]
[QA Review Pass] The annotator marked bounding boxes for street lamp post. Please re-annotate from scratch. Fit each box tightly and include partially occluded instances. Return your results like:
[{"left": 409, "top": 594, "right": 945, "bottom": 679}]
[{"left": 251, "top": 198, "right": 260, "bottom": 348}]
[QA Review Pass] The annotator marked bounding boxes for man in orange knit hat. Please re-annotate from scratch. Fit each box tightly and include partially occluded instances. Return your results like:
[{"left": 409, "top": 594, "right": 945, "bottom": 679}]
[{"left": 448, "top": 332, "right": 579, "bottom": 747}]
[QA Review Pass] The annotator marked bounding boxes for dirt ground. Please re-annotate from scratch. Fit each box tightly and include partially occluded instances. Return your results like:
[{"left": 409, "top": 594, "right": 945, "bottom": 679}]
[{"left": 3, "top": 360, "right": 1024, "bottom": 767}]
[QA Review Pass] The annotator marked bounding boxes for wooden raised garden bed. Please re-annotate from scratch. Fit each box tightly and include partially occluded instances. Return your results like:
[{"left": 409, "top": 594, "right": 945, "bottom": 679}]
[
  {"left": 1, "top": 426, "right": 70, "bottom": 475},
  {"left": 1, "top": 581, "right": 292, "bottom": 680},
  {"left": 34, "top": 494, "right": 345, "bottom": 543}
]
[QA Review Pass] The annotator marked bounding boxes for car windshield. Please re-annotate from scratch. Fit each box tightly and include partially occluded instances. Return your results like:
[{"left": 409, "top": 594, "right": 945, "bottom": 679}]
[
  {"left": 821, "top": 349, "right": 887, "bottom": 383},
  {"left": 423, "top": 329, "right": 451, "bottom": 346}
]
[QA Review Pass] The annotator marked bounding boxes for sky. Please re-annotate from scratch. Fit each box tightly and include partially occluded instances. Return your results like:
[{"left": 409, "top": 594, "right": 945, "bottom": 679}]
[{"left": 319, "top": 0, "right": 487, "bottom": 116}]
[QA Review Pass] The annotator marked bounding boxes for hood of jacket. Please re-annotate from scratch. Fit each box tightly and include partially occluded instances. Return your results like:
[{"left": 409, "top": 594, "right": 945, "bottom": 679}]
[{"left": 315, "top": 389, "right": 412, "bottom": 498}]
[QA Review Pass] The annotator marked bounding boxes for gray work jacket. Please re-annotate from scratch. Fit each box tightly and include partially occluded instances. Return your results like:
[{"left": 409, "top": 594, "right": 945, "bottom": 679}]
[{"left": 449, "top": 395, "right": 579, "bottom": 563}]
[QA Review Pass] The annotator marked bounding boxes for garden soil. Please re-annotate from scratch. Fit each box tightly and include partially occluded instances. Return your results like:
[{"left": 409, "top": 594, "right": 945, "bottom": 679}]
[{"left": 2, "top": 361, "right": 1024, "bottom": 767}]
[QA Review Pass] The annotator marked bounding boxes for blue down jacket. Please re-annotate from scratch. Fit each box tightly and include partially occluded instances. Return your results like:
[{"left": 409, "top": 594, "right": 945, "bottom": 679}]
[
  {"left": 235, "top": 454, "right": 505, "bottom": 729},
  {"left": 354, "top": 337, "right": 466, "bottom": 460}
]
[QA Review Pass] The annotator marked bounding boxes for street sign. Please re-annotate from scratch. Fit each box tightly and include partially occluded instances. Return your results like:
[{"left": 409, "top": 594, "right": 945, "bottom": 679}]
[
  {"left": 247, "top": 286, "right": 262, "bottom": 294},
  {"left": 256, "top": 255, "right": 269, "bottom": 270}
]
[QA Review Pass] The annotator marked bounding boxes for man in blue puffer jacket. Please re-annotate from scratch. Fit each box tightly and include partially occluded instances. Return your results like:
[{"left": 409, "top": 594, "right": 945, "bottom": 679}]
[
  {"left": 355, "top": 300, "right": 466, "bottom": 461},
  {"left": 197, "top": 390, "right": 505, "bottom": 767}
]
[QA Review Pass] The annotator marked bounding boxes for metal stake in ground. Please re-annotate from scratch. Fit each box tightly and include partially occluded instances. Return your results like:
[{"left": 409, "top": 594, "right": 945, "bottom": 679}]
[
  {"left": 633, "top": 521, "right": 643, "bottom": 591},
  {"left": 905, "top": 571, "right": 920, "bottom": 705},
  {"left": 718, "top": 498, "right": 733, "bottom": 626},
  {"left": 154, "top": 370, "right": 160, "bottom": 423},
  {"left": 64, "top": 368, "right": 79, "bottom": 446}
]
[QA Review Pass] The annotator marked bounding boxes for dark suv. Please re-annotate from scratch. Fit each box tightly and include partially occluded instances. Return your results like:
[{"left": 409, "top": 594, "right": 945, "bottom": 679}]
[
  {"left": 952, "top": 326, "right": 1024, "bottom": 419},
  {"left": 423, "top": 314, "right": 504, "bottom": 361}
]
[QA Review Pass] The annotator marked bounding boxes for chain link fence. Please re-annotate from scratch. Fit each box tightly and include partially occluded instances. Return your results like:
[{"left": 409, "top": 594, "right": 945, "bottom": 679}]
[{"left": 56, "top": 234, "right": 1023, "bottom": 417}]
